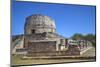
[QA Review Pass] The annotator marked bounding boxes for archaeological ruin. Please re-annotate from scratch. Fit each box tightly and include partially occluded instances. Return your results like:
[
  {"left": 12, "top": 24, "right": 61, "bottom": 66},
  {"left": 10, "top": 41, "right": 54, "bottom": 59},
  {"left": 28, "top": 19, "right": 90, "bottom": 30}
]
[{"left": 12, "top": 14, "right": 92, "bottom": 56}]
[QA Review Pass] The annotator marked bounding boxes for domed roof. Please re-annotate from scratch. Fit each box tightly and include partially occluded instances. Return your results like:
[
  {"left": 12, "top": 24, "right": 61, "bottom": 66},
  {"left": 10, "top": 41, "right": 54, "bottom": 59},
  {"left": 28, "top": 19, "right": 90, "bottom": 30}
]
[{"left": 24, "top": 14, "right": 56, "bottom": 34}]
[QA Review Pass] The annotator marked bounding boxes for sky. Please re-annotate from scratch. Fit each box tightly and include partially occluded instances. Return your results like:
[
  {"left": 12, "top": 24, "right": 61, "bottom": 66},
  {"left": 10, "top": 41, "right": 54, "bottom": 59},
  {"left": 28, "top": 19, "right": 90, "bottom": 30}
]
[{"left": 12, "top": 1, "right": 96, "bottom": 38}]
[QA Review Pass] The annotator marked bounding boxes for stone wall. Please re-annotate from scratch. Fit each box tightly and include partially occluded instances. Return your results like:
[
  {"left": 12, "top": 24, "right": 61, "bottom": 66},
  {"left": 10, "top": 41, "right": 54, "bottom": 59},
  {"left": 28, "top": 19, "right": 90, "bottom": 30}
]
[
  {"left": 27, "top": 45, "right": 80, "bottom": 56},
  {"left": 27, "top": 41, "right": 56, "bottom": 52},
  {"left": 24, "top": 14, "right": 56, "bottom": 34},
  {"left": 27, "top": 51, "right": 80, "bottom": 57}
]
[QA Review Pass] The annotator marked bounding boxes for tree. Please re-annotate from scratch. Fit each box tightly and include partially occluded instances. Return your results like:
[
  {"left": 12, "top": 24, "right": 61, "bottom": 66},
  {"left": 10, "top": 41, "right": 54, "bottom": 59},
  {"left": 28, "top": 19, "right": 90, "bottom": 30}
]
[
  {"left": 71, "top": 33, "right": 83, "bottom": 40},
  {"left": 84, "top": 34, "right": 96, "bottom": 47},
  {"left": 71, "top": 33, "right": 96, "bottom": 47}
]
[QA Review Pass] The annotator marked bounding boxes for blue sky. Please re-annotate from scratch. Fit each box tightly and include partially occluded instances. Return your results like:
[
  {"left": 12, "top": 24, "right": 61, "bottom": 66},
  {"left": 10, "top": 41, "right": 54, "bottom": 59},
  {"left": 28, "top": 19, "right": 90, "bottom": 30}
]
[{"left": 12, "top": 1, "right": 96, "bottom": 38}]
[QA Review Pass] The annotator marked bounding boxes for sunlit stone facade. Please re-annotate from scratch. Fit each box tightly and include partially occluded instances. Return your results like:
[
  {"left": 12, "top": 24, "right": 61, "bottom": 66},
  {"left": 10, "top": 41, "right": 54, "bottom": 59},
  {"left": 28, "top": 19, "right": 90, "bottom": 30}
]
[
  {"left": 12, "top": 14, "right": 91, "bottom": 56},
  {"left": 24, "top": 14, "right": 56, "bottom": 34},
  {"left": 24, "top": 14, "right": 66, "bottom": 52}
]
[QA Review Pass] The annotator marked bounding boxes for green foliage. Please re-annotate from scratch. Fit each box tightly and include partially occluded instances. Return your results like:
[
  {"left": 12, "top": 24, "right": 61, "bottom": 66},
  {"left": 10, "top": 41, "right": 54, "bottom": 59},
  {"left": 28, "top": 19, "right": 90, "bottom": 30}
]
[
  {"left": 71, "top": 33, "right": 84, "bottom": 40},
  {"left": 71, "top": 33, "right": 96, "bottom": 47},
  {"left": 84, "top": 34, "right": 96, "bottom": 47}
]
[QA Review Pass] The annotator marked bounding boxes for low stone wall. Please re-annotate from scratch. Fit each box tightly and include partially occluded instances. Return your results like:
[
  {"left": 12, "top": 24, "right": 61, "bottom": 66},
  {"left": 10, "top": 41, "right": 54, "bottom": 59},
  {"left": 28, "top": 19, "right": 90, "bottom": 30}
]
[
  {"left": 27, "top": 50, "right": 80, "bottom": 57},
  {"left": 27, "top": 41, "right": 56, "bottom": 52},
  {"left": 26, "top": 45, "right": 80, "bottom": 56}
]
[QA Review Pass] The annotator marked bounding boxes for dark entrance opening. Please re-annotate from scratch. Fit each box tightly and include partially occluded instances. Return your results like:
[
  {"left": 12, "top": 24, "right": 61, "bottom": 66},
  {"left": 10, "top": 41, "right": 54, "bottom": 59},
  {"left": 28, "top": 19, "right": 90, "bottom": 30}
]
[{"left": 31, "top": 29, "right": 35, "bottom": 34}]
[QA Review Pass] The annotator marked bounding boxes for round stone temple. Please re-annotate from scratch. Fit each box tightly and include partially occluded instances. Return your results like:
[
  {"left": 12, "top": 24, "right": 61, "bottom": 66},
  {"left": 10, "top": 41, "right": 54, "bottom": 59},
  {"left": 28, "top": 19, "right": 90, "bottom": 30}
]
[{"left": 24, "top": 14, "right": 56, "bottom": 34}]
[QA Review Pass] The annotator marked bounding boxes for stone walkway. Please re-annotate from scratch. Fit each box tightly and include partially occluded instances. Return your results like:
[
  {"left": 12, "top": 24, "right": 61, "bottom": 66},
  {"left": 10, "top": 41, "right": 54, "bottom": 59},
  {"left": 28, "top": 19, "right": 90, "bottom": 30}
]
[
  {"left": 80, "top": 47, "right": 93, "bottom": 55},
  {"left": 81, "top": 47, "right": 95, "bottom": 57}
]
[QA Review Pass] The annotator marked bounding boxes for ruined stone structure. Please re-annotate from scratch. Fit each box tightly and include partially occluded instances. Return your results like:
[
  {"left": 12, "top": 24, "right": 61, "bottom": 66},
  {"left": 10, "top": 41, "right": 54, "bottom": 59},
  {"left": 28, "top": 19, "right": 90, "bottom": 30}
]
[
  {"left": 12, "top": 14, "right": 92, "bottom": 56},
  {"left": 24, "top": 14, "right": 67, "bottom": 54}
]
